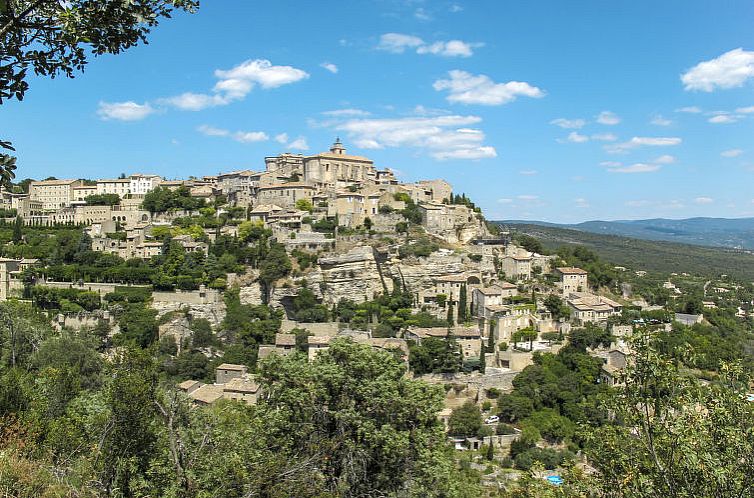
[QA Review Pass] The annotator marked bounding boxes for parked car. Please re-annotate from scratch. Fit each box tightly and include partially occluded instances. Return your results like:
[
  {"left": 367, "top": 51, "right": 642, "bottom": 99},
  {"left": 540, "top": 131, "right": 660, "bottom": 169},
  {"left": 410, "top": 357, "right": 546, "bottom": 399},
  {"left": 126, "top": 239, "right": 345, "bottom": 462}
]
[{"left": 484, "top": 415, "right": 499, "bottom": 424}]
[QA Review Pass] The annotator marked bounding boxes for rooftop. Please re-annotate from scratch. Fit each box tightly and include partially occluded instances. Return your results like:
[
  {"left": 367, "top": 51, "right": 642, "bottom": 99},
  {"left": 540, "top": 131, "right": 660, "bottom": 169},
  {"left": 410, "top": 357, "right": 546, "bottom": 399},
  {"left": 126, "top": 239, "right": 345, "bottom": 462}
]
[
  {"left": 217, "top": 363, "right": 247, "bottom": 371},
  {"left": 556, "top": 267, "right": 588, "bottom": 275}
]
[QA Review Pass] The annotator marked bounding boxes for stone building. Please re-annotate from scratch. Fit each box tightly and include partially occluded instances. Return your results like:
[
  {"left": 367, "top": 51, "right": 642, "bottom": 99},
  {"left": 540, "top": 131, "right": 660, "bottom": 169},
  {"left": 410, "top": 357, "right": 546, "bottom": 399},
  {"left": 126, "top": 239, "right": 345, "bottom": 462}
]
[
  {"left": 72, "top": 185, "right": 98, "bottom": 201},
  {"left": 256, "top": 183, "right": 316, "bottom": 209},
  {"left": 96, "top": 178, "right": 131, "bottom": 198},
  {"left": 129, "top": 174, "right": 162, "bottom": 195},
  {"left": 30, "top": 179, "right": 84, "bottom": 210},
  {"left": 566, "top": 292, "right": 622, "bottom": 323},
  {"left": 471, "top": 283, "right": 517, "bottom": 317},
  {"left": 328, "top": 190, "right": 382, "bottom": 227},
  {"left": 302, "top": 139, "right": 376, "bottom": 188},
  {"left": 555, "top": 267, "right": 588, "bottom": 295}
]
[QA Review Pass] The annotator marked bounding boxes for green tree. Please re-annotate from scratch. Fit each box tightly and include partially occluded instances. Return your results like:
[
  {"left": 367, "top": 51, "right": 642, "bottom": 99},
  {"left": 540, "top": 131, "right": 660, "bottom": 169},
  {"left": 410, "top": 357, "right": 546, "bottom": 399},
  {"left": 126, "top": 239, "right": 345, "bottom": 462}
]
[
  {"left": 98, "top": 347, "right": 158, "bottom": 495},
  {"left": 84, "top": 193, "right": 120, "bottom": 206},
  {"left": 190, "top": 318, "right": 215, "bottom": 348},
  {"left": 258, "top": 241, "right": 291, "bottom": 303},
  {"left": 446, "top": 301, "right": 455, "bottom": 325},
  {"left": 458, "top": 284, "right": 468, "bottom": 323},
  {"left": 448, "top": 400, "right": 482, "bottom": 437},
  {"left": 12, "top": 215, "right": 22, "bottom": 243},
  {"left": 257, "top": 339, "right": 470, "bottom": 496},
  {"left": 584, "top": 332, "right": 754, "bottom": 497},
  {"left": 294, "top": 198, "right": 313, "bottom": 213}
]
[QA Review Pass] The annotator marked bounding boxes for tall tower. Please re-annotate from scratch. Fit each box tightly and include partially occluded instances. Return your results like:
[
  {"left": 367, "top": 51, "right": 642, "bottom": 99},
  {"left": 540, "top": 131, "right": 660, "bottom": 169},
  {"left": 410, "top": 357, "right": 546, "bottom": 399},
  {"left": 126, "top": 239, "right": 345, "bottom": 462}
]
[{"left": 330, "top": 137, "right": 346, "bottom": 155}]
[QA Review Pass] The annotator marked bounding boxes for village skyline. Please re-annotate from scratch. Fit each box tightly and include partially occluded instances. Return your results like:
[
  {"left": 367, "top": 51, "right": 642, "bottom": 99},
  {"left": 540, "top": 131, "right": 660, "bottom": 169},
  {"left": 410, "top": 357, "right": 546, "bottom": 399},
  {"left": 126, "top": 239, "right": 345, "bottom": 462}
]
[{"left": 5, "top": 0, "right": 754, "bottom": 223}]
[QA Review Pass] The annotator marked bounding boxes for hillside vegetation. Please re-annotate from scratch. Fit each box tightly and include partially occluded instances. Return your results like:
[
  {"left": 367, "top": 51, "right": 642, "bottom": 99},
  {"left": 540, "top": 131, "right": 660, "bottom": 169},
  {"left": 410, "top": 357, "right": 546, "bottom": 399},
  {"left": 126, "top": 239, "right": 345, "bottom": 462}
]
[{"left": 498, "top": 223, "right": 754, "bottom": 281}]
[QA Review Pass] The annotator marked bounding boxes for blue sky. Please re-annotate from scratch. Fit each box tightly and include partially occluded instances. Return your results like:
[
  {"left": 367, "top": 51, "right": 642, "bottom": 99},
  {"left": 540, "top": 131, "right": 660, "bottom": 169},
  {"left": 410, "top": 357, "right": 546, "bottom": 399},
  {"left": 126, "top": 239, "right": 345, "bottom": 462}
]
[{"left": 4, "top": 0, "right": 754, "bottom": 222}]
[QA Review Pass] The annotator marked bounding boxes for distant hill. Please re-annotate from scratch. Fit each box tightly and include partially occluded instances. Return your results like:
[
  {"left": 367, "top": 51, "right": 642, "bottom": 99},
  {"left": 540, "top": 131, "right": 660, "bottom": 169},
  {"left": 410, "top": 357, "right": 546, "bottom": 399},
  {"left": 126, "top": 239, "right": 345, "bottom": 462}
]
[
  {"left": 494, "top": 222, "right": 754, "bottom": 281},
  {"left": 501, "top": 217, "right": 754, "bottom": 250}
]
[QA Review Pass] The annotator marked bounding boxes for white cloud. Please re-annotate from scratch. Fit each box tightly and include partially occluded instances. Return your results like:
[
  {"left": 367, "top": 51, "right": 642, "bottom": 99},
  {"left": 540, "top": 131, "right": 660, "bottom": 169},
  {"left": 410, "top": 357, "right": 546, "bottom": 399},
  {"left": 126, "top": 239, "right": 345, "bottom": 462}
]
[
  {"left": 736, "top": 105, "right": 754, "bottom": 114},
  {"left": 97, "top": 101, "right": 155, "bottom": 121},
  {"left": 681, "top": 48, "right": 754, "bottom": 91},
  {"left": 565, "top": 131, "right": 589, "bottom": 143},
  {"left": 434, "top": 146, "right": 497, "bottom": 160},
  {"left": 377, "top": 33, "right": 424, "bottom": 53},
  {"left": 287, "top": 137, "right": 309, "bottom": 150},
  {"left": 550, "top": 118, "right": 586, "bottom": 129},
  {"left": 320, "top": 62, "right": 338, "bottom": 74},
  {"left": 596, "top": 111, "right": 621, "bottom": 125},
  {"left": 159, "top": 92, "right": 228, "bottom": 111},
  {"left": 653, "top": 154, "right": 676, "bottom": 164},
  {"left": 607, "top": 163, "right": 661, "bottom": 174},
  {"left": 160, "top": 59, "right": 308, "bottom": 112},
  {"left": 575, "top": 197, "right": 590, "bottom": 208},
  {"left": 675, "top": 106, "right": 702, "bottom": 113},
  {"left": 232, "top": 131, "right": 269, "bottom": 143},
  {"left": 519, "top": 170, "right": 538, "bottom": 176},
  {"left": 273, "top": 133, "right": 309, "bottom": 150},
  {"left": 449, "top": 4, "right": 463, "bottom": 12},
  {"left": 198, "top": 125, "right": 268, "bottom": 143},
  {"left": 414, "top": 7, "right": 431, "bottom": 21},
  {"left": 605, "top": 136, "right": 682, "bottom": 154},
  {"left": 497, "top": 198, "right": 513, "bottom": 204},
  {"left": 591, "top": 133, "right": 617, "bottom": 142},
  {"left": 378, "top": 33, "right": 482, "bottom": 57},
  {"left": 412, "top": 105, "right": 451, "bottom": 116},
  {"left": 433, "top": 70, "right": 544, "bottom": 105},
  {"left": 651, "top": 115, "right": 672, "bottom": 126},
  {"left": 322, "top": 108, "right": 371, "bottom": 117},
  {"left": 695, "top": 196, "right": 714, "bottom": 204},
  {"left": 600, "top": 161, "right": 623, "bottom": 168},
  {"left": 417, "top": 40, "right": 480, "bottom": 57},
  {"left": 214, "top": 59, "right": 309, "bottom": 93},
  {"left": 197, "top": 125, "right": 230, "bottom": 137},
  {"left": 331, "top": 114, "right": 496, "bottom": 161},
  {"left": 517, "top": 195, "right": 539, "bottom": 201},
  {"left": 708, "top": 112, "right": 743, "bottom": 124},
  {"left": 721, "top": 148, "right": 743, "bottom": 157}
]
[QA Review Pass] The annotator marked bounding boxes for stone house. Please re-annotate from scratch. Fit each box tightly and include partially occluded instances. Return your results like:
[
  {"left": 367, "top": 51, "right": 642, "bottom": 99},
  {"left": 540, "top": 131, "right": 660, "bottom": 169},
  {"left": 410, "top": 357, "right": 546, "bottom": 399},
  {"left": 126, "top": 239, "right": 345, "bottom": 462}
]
[
  {"left": 216, "top": 363, "right": 247, "bottom": 384},
  {"left": 178, "top": 364, "right": 261, "bottom": 406},
  {"left": 554, "top": 267, "right": 588, "bottom": 295},
  {"left": 328, "top": 190, "right": 382, "bottom": 227},
  {"left": 500, "top": 247, "right": 532, "bottom": 281},
  {"left": 600, "top": 349, "right": 629, "bottom": 386},
  {"left": 96, "top": 178, "right": 131, "bottom": 198},
  {"left": 471, "top": 283, "right": 518, "bottom": 317},
  {"left": 256, "top": 183, "right": 316, "bottom": 209},
  {"left": 30, "top": 178, "right": 84, "bottom": 210},
  {"left": 405, "top": 326, "right": 482, "bottom": 360},
  {"left": 567, "top": 292, "right": 622, "bottom": 323}
]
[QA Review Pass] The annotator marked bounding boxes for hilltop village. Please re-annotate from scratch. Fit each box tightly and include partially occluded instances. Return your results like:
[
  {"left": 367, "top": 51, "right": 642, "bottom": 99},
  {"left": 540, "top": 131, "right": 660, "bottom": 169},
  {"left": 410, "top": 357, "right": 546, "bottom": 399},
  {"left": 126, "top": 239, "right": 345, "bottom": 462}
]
[{"left": 1, "top": 140, "right": 752, "bottom": 493}]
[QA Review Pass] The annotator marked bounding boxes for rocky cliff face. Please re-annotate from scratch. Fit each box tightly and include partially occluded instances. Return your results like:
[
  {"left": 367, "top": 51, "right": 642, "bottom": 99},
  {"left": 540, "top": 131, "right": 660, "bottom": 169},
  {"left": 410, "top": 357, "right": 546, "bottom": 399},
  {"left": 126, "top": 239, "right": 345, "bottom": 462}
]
[
  {"left": 234, "top": 243, "right": 480, "bottom": 310},
  {"left": 152, "top": 301, "right": 226, "bottom": 329},
  {"left": 311, "top": 246, "right": 387, "bottom": 305},
  {"left": 383, "top": 250, "right": 467, "bottom": 295}
]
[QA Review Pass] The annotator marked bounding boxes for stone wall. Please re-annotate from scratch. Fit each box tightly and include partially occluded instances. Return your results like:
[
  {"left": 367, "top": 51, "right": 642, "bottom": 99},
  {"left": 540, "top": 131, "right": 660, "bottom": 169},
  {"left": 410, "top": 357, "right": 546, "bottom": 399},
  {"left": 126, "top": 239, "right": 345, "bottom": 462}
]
[
  {"left": 152, "top": 288, "right": 222, "bottom": 306},
  {"left": 280, "top": 320, "right": 340, "bottom": 336}
]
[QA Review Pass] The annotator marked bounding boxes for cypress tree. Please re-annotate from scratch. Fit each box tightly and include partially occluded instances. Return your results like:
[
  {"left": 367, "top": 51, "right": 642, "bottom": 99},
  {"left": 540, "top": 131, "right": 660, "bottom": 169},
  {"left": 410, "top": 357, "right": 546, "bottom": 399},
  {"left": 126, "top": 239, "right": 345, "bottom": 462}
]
[
  {"left": 12, "top": 216, "right": 22, "bottom": 243},
  {"left": 458, "top": 284, "right": 467, "bottom": 323}
]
